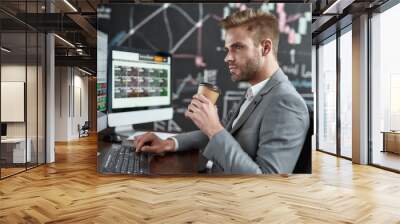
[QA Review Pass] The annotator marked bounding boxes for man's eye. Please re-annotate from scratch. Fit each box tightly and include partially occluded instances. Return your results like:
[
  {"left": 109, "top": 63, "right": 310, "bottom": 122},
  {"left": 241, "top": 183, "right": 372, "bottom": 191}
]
[{"left": 235, "top": 45, "right": 242, "bottom": 49}]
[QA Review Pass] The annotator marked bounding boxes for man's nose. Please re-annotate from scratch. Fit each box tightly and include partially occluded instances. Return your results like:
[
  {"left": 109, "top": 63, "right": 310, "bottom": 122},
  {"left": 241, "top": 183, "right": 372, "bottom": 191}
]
[{"left": 224, "top": 52, "right": 233, "bottom": 63}]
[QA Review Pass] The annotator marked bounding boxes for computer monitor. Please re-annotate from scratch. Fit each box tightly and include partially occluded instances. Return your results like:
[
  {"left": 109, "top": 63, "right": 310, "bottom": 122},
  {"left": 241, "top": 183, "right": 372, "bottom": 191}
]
[
  {"left": 1, "top": 123, "right": 7, "bottom": 138},
  {"left": 107, "top": 48, "right": 173, "bottom": 130}
]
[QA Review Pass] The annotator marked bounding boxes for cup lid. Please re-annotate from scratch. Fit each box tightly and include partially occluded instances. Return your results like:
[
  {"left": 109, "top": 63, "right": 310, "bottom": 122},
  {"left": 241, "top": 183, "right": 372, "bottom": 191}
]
[{"left": 199, "top": 82, "right": 220, "bottom": 93}]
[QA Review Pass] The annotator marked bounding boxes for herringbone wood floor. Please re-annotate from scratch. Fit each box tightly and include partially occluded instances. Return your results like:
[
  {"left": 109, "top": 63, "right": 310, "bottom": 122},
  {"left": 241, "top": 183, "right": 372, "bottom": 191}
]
[{"left": 1, "top": 135, "right": 400, "bottom": 223}]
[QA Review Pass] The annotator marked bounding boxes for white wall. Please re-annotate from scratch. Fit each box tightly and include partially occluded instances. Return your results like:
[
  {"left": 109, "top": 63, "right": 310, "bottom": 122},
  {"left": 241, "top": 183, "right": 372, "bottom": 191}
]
[
  {"left": 1, "top": 64, "right": 46, "bottom": 164},
  {"left": 77, "top": 71, "right": 89, "bottom": 138},
  {"left": 55, "top": 67, "right": 69, "bottom": 141},
  {"left": 1, "top": 65, "right": 42, "bottom": 137},
  {"left": 54, "top": 67, "right": 89, "bottom": 141},
  {"left": 1, "top": 65, "right": 26, "bottom": 138}
]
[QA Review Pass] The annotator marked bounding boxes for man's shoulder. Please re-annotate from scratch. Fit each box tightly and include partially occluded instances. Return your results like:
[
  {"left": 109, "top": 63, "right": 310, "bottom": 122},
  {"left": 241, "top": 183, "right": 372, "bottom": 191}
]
[
  {"left": 269, "top": 78, "right": 299, "bottom": 98},
  {"left": 266, "top": 79, "right": 307, "bottom": 108}
]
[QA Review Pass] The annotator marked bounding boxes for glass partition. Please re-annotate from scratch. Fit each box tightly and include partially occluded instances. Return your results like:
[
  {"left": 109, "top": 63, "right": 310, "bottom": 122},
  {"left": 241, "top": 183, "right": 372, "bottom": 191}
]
[
  {"left": 38, "top": 32, "right": 45, "bottom": 165},
  {"left": 27, "top": 31, "right": 38, "bottom": 169},
  {"left": 370, "top": 3, "right": 400, "bottom": 171},
  {"left": 1, "top": 31, "right": 28, "bottom": 177},
  {"left": 0, "top": 1, "right": 46, "bottom": 179},
  {"left": 339, "top": 28, "right": 352, "bottom": 158},
  {"left": 317, "top": 36, "right": 337, "bottom": 155}
]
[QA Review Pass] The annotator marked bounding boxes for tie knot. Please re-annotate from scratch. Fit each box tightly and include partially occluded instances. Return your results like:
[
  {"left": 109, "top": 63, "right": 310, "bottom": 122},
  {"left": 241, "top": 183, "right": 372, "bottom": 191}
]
[{"left": 245, "top": 88, "right": 253, "bottom": 100}]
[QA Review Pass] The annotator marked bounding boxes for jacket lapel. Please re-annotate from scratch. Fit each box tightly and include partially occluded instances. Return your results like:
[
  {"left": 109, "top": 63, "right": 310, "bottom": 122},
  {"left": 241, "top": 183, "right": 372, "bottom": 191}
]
[
  {"left": 226, "top": 96, "right": 246, "bottom": 132},
  {"left": 229, "top": 68, "right": 287, "bottom": 134}
]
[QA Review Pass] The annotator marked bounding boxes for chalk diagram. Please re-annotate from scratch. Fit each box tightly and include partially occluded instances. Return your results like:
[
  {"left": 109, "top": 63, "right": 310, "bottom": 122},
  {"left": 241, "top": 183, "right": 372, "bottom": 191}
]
[{"left": 109, "top": 3, "right": 312, "bottom": 132}]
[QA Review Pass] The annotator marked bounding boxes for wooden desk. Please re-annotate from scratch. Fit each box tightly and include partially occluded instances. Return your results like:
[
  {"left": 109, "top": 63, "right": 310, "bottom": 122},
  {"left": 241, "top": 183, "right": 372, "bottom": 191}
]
[
  {"left": 150, "top": 150, "right": 199, "bottom": 175},
  {"left": 1, "top": 138, "right": 32, "bottom": 163},
  {"left": 98, "top": 141, "right": 199, "bottom": 175},
  {"left": 382, "top": 131, "right": 400, "bottom": 154}
]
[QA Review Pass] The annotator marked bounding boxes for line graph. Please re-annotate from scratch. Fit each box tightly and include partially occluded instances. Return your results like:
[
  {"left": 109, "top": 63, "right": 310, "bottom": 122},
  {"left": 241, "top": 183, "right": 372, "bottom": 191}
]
[{"left": 115, "top": 3, "right": 311, "bottom": 70}]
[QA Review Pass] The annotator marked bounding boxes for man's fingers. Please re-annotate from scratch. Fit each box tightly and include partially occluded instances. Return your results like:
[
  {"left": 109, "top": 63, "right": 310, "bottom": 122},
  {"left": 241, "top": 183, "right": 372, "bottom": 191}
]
[
  {"left": 191, "top": 99, "right": 210, "bottom": 113},
  {"left": 190, "top": 98, "right": 201, "bottom": 107},
  {"left": 188, "top": 104, "right": 200, "bottom": 114},
  {"left": 133, "top": 135, "right": 143, "bottom": 147},
  {"left": 190, "top": 99, "right": 202, "bottom": 109},
  {"left": 135, "top": 138, "right": 145, "bottom": 152},
  {"left": 185, "top": 110, "right": 193, "bottom": 119},
  {"left": 188, "top": 111, "right": 201, "bottom": 126},
  {"left": 136, "top": 134, "right": 149, "bottom": 149},
  {"left": 135, "top": 133, "right": 153, "bottom": 152},
  {"left": 195, "top": 94, "right": 211, "bottom": 104},
  {"left": 141, "top": 145, "right": 158, "bottom": 153},
  {"left": 185, "top": 110, "right": 200, "bottom": 124}
]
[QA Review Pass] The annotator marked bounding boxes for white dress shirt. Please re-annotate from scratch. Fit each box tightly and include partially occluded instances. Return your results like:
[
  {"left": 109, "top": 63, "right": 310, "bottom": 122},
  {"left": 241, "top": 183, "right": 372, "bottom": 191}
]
[{"left": 231, "top": 78, "right": 270, "bottom": 128}]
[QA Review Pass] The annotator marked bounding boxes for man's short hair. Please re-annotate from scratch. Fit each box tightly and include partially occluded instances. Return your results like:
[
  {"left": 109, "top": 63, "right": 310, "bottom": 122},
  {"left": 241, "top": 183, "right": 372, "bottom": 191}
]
[{"left": 220, "top": 9, "right": 280, "bottom": 58}]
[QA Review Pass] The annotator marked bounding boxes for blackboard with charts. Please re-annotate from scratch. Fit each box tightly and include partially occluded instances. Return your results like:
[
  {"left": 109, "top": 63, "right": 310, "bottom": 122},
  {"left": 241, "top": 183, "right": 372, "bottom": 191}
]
[{"left": 98, "top": 3, "right": 312, "bottom": 133}]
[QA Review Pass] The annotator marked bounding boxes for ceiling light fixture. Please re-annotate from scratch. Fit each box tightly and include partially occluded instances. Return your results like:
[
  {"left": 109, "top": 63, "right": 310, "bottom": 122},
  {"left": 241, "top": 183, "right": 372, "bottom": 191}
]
[
  {"left": 323, "top": 0, "right": 343, "bottom": 14},
  {"left": 78, "top": 67, "right": 92, "bottom": 76},
  {"left": 63, "top": 0, "right": 78, "bottom": 12},
  {"left": 54, "top": 34, "right": 75, "bottom": 48},
  {"left": 1, "top": 47, "right": 11, "bottom": 53}
]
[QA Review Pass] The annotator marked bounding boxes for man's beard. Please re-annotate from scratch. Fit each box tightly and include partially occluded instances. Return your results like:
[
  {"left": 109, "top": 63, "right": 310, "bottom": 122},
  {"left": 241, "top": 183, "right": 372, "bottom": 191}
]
[{"left": 230, "top": 57, "right": 261, "bottom": 82}]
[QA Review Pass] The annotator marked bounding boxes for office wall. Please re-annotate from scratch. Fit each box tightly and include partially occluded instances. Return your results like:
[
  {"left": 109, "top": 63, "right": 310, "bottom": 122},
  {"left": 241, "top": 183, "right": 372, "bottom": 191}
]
[
  {"left": 1, "top": 64, "right": 41, "bottom": 139},
  {"left": 73, "top": 73, "right": 89, "bottom": 138},
  {"left": 1, "top": 63, "right": 45, "bottom": 170},
  {"left": 1, "top": 2, "right": 48, "bottom": 178},
  {"left": 55, "top": 67, "right": 69, "bottom": 141},
  {"left": 54, "top": 67, "right": 89, "bottom": 141}
]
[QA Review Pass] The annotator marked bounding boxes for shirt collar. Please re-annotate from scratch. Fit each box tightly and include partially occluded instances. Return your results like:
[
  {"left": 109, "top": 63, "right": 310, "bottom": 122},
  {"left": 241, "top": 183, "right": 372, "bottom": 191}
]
[{"left": 246, "top": 78, "right": 270, "bottom": 100}]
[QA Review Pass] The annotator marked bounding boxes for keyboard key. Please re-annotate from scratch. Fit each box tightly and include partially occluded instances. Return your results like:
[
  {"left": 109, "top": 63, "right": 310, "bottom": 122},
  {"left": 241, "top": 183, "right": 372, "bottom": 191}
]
[
  {"left": 121, "top": 150, "right": 129, "bottom": 174},
  {"left": 127, "top": 151, "right": 134, "bottom": 174}
]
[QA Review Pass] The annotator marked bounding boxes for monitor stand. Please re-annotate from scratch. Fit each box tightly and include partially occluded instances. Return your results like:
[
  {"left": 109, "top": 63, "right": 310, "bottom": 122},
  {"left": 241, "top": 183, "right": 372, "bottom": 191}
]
[{"left": 114, "top": 124, "right": 136, "bottom": 138}]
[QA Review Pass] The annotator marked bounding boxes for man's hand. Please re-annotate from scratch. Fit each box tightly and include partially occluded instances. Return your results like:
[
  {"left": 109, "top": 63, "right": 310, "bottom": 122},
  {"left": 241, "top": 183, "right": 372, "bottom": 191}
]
[
  {"left": 185, "top": 94, "right": 224, "bottom": 139},
  {"left": 134, "top": 132, "right": 176, "bottom": 154}
]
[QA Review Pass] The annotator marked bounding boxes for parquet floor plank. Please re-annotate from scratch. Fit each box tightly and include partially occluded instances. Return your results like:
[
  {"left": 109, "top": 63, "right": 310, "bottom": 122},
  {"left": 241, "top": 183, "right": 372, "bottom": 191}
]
[{"left": 1, "top": 135, "right": 400, "bottom": 223}]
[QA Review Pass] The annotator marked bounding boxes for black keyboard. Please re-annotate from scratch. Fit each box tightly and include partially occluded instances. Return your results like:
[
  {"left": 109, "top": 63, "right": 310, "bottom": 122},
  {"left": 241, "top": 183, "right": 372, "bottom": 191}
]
[{"left": 102, "top": 141, "right": 150, "bottom": 175}]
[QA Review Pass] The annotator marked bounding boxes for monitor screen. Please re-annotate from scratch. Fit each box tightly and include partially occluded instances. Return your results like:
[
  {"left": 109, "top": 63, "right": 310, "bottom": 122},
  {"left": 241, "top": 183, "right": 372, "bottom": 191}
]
[{"left": 111, "top": 50, "right": 171, "bottom": 110}]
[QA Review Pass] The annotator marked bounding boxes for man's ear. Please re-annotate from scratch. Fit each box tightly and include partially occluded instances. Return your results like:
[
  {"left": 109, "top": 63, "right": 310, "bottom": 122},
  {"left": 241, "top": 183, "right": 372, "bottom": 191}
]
[{"left": 260, "top": 39, "right": 272, "bottom": 56}]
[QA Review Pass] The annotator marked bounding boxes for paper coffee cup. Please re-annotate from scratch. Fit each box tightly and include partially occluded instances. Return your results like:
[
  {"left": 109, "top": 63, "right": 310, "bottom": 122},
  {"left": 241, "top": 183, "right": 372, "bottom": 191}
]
[{"left": 197, "top": 83, "right": 220, "bottom": 104}]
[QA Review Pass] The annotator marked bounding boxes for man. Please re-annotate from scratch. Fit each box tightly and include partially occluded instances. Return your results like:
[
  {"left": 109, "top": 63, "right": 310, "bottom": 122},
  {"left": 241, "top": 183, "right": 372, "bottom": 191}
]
[{"left": 134, "top": 9, "right": 310, "bottom": 174}]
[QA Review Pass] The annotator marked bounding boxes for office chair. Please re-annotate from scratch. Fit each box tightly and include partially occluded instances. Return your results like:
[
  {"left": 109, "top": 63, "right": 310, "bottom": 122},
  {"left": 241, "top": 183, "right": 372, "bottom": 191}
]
[
  {"left": 293, "top": 105, "right": 313, "bottom": 174},
  {"left": 79, "top": 121, "right": 90, "bottom": 138}
]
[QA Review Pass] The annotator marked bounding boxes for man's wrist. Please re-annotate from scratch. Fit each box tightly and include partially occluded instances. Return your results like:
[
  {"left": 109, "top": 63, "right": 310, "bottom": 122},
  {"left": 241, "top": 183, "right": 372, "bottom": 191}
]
[
  {"left": 164, "top": 139, "right": 176, "bottom": 152},
  {"left": 207, "top": 125, "right": 224, "bottom": 139}
]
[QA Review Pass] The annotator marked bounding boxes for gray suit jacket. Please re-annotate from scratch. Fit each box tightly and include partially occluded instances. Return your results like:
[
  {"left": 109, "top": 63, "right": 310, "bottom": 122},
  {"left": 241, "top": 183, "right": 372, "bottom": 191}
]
[{"left": 174, "top": 68, "right": 310, "bottom": 174}]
